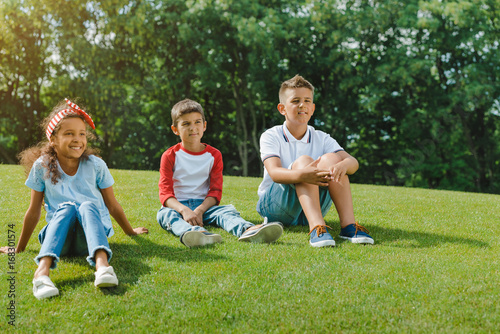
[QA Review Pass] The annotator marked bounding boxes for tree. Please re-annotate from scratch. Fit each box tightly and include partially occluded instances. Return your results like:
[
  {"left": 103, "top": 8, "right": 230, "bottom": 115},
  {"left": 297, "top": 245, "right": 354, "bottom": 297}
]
[
  {"left": 0, "top": 0, "right": 57, "bottom": 161},
  {"left": 2, "top": 0, "right": 499, "bottom": 193},
  {"left": 164, "top": 0, "right": 290, "bottom": 176}
]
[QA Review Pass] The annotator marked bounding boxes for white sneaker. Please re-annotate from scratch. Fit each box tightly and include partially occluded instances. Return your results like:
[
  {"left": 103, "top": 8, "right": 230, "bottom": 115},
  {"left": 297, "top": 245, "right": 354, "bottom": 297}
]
[
  {"left": 33, "top": 275, "right": 59, "bottom": 300},
  {"left": 238, "top": 217, "right": 283, "bottom": 243},
  {"left": 94, "top": 266, "right": 119, "bottom": 288},
  {"left": 180, "top": 231, "right": 222, "bottom": 248}
]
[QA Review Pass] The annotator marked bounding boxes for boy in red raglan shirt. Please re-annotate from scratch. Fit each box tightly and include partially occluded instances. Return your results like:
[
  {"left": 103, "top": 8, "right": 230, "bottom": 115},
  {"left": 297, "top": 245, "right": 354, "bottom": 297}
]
[{"left": 157, "top": 99, "right": 283, "bottom": 247}]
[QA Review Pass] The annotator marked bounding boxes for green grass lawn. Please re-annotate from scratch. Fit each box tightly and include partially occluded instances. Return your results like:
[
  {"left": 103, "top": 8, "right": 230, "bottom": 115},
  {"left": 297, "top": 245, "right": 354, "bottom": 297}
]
[{"left": 1, "top": 164, "right": 499, "bottom": 333}]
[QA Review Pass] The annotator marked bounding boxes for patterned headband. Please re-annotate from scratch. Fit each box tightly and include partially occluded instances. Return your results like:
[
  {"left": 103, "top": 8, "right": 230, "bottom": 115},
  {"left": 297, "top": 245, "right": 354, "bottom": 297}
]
[{"left": 46, "top": 99, "right": 96, "bottom": 140}]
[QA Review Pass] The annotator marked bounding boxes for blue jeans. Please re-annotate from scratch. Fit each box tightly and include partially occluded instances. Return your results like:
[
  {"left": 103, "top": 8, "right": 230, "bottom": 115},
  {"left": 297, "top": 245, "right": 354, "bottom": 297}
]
[
  {"left": 257, "top": 182, "right": 332, "bottom": 226},
  {"left": 36, "top": 201, "right": 112, "bottom": 269},
  {"left": 157, "top": 199, "right": 254, "bottom": 238}
]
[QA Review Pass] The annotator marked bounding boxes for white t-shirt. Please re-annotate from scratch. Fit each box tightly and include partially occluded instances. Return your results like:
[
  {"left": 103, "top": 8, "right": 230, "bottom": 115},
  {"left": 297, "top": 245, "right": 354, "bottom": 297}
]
[{"left": 257, "top": 121, "right": 344, "bottom": 198}]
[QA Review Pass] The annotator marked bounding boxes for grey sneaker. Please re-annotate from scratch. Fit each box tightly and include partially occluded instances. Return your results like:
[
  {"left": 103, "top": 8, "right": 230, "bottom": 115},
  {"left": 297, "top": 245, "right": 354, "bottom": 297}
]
[
  {"left": 180, "top": 230, "right": 222, "bottom": 247},
  {"left": 238, "top": 218, "right": 283, "bottom": 243}
]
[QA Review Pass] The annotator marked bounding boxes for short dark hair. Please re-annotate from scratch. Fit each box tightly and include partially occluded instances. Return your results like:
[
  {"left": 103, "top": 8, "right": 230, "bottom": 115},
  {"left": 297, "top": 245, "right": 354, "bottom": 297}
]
[{"left": 171, "top": 99, "right": 206, "bottom": 126}]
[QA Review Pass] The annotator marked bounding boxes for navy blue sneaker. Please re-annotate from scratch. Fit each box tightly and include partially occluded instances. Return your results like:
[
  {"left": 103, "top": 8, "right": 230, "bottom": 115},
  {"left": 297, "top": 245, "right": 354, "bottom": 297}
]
[
  {"left": 339, "top": 222, "right": 374, "bottom": 244},
  {"left": 309, "top": 225, "right": 335, "bottom": 247},
  {"left": 180, "top": 230, "right": 222, "bottom": 248}
]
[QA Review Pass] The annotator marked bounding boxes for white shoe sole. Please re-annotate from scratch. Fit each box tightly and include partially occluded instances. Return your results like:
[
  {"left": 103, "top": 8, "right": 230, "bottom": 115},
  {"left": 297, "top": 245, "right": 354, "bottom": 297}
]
[
  {"left": 309, "top": 239, "right": 336, "bottom": 247},
  {"left": 238, "top": 223, "right": 283, "bottom": 243},
  {"left": 34, "top": 288, "right": 59, "bottom": 300},
  {"left": 95, "top": 278, "right": 119, "bottom": 288},
  {"left": 339, "top": 236, "right": 374, "bottom": 244},
  {"left": 181, "top": 231, "right": 222, "bottom": 247}
]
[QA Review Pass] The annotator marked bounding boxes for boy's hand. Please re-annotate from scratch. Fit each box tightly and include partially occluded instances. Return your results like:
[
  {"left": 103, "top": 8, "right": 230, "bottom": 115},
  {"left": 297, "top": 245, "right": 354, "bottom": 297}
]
[
  {"left": 329, "top": 161, "right": 349, "bottom": 182},
  {"left": 329, "top": 154, "right": 359, "bottom": 182},
  {"left": 181, "top": 207, "right": 204, "bottom": 227},
  {"left": 193, "top": 208, "right": 205, "bottom": 225},
  {"left": 301, "top": 158, "right": 332, "bottom": 186},
  {"left": 131, "top": 227, "right": 149, "bottom": 235}
]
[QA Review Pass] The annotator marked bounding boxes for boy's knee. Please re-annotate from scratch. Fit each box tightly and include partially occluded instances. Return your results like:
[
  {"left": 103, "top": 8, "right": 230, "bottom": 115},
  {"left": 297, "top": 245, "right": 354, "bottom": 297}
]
[
  {"left": 292, "top": 155, "right": 314, "bottom": 169},
  {"left": 156, "top": 211, "right": 171, "bottom": 230},
  {"left": 219, "top": 204, "right": 240, "bottom": 216},
  {"left": 318, "top": 152, "right": 342, "bottom": 167},
  {"left": 157, "top": 207, "right": 178, "bottom": 220}
]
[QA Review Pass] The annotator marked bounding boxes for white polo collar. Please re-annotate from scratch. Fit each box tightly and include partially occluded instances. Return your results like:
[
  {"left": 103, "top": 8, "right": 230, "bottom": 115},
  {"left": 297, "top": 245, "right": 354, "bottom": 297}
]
[{"left": 282, "top": 121, "right": 312, "bottom": 143}]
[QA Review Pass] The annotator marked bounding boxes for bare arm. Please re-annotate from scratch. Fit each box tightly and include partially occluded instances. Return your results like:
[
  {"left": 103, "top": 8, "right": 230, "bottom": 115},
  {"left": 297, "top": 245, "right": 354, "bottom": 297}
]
[
  {"left": 329, "top": 151, "right": 359, "bottom": 182},
  {"left": 263, "top": 157, "right": 332, "bottom": 186},
  {"left": 194, "top": 197, "right": 217, "bottom": 216},
  {"left": 165, "top": 196, "right": 217, "bottom": 227},
  {"left": 101, "top": 186, "right": 148, "bottom": 235},
  {"left": 0, "top": 189, "right": 44, "bottom": 254}
]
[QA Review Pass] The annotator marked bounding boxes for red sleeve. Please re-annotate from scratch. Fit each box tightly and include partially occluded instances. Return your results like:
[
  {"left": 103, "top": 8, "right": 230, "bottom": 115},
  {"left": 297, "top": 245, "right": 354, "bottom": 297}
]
[
  {"left": 158, "top": 146, "right": 177, "bottom": 206},
  {"left": 206, "top": 145, "right": 223, "bottom": 205}
]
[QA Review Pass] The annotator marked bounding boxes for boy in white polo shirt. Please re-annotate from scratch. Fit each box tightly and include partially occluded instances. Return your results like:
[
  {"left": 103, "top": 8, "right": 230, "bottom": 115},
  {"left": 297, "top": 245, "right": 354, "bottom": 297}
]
[
  {"left": 157, "top": 99, "right": 282, "bottom": 247},
  {"left": 257, "top": 75, "right": 373, "bottom": 247}
]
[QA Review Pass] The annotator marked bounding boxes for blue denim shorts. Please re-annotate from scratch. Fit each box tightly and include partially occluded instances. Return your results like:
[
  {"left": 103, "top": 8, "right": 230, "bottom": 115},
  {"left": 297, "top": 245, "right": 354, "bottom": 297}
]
[{"left": 256, "top": 182, "right": 332, "bottom": 226}]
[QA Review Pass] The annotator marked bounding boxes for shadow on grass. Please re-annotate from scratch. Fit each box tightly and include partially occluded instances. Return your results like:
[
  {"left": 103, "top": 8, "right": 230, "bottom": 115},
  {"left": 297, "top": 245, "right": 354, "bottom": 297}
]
[
  {"left": 365, "top": 225, "right": 489, "bottom": 248},
  {"left": 53, "top": 234, "right": 228, "bottom": 295},
  {"left": 283, "top": 224, "right": 489, "bottom": 248}
]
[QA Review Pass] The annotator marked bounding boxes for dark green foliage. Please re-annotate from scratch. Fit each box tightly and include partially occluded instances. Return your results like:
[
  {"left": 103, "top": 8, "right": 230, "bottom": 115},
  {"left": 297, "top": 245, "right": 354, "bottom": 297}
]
[{"left": 1, "top": 0, "right": 499, "bottom": 192}]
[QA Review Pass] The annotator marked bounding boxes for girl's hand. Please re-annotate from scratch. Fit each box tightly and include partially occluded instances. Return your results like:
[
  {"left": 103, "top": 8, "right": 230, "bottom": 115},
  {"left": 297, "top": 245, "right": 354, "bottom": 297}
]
[
  {"left": 131, "top": 227, "right": 149, "bottom": 235},
  {"left": 0, "top": 246, "right": 16, "bottom": 254}
]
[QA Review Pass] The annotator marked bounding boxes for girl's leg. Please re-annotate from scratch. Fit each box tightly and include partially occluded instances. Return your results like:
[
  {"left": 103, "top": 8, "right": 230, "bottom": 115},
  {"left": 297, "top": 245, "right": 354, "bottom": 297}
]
[
  {"left": 35, "top": 203, "right": 79, "bottom": 270},
  {"left": 77, "top": 201, "right": 112, "bottom": 267},
  {"left": 77, "top": 201, "right": 118, "bottom": 287},
  {"left": 93, "top": 248, "right": 117, "bottom": 287},
  {"left": 34, "top": 257, "right": 53, "bottom": 279},
  {"left": 33, "top": 204, "right": 78, "bottom": 299},
  {"left": 94, "top": 249, "right": 110, "bottom": 270}
]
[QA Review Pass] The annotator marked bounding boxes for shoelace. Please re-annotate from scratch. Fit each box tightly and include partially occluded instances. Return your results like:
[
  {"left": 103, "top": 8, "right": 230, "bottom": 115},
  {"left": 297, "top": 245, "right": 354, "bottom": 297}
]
[
  {"left": 354, "top": 221, "right": 370, "bottom": 235},
  {"left": 308, "top": 225, "right": 332, "bottom": 237}
]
